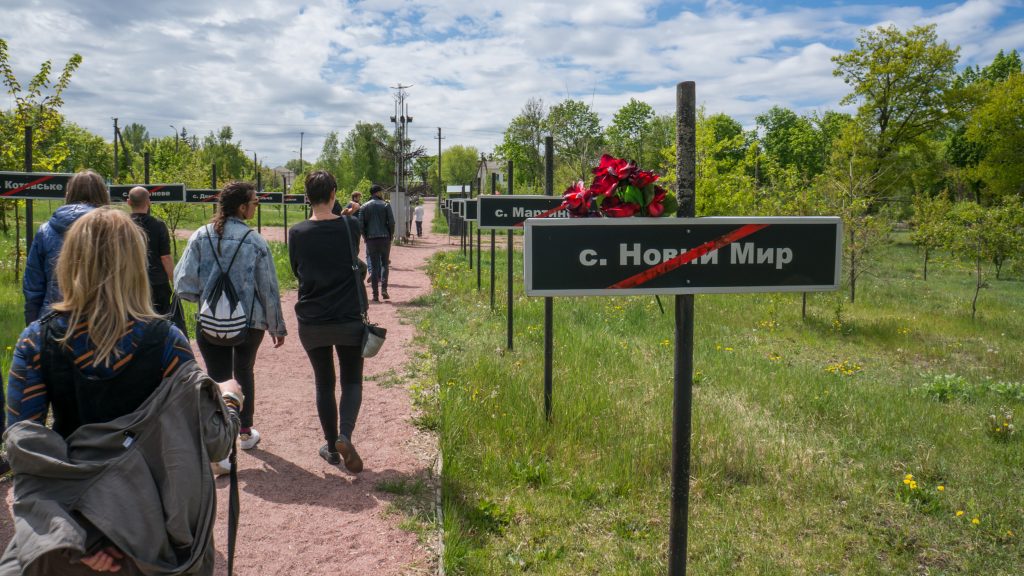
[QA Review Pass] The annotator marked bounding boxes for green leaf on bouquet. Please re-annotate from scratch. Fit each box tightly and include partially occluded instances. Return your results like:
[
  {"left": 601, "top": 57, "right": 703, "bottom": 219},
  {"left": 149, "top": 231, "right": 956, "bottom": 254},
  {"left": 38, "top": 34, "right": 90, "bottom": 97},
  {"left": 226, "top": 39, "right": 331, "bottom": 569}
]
[
  {"left": 662, "top": 192, "right": 679, "bottom": 216},
  {"left": 620, "top": 185, "right": 643, "bottom": 206}
]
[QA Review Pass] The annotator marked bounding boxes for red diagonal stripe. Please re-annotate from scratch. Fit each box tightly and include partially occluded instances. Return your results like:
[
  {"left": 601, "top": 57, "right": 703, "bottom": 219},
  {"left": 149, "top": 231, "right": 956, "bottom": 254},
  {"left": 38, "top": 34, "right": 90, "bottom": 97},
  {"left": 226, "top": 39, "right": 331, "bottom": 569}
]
[
  {"left": 149, "top": 185, "right": 165, "bottom": 193},
  {"left": 608, "top": 223, "right": 769, "bottom": 289},
  {"left": 2, "top": 175, "right": 55, "bottom": 197},
  {"left": 513, "top": 202, "right": 566, "bottom": 227}
]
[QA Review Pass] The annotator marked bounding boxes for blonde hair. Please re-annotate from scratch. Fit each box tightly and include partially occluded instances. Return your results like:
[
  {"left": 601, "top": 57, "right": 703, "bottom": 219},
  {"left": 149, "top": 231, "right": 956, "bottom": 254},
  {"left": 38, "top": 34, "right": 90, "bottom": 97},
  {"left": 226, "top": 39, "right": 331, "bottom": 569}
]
[
  {"left": 52, "top": 208, "right": 160, "bottom": 367},
  {"left": 65, "top": 169, "right": 111, "bottom": 206}
]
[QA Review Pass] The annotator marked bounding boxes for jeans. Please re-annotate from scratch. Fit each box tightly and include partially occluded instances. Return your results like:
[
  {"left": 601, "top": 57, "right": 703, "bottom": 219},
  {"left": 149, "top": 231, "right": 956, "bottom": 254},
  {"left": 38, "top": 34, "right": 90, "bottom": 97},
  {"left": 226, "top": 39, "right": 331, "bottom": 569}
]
[
  {"left": 197, "top": 328, "right": 265, "bottom": 429},
  {"left": 305, "top": 344, "right": 363, "bottom": 444},
  {"left": 415, "top": 220, "right": 423, "bottom": 236},
  {"left": 365, "top": 237, "right": 391, "bottom": 296}
]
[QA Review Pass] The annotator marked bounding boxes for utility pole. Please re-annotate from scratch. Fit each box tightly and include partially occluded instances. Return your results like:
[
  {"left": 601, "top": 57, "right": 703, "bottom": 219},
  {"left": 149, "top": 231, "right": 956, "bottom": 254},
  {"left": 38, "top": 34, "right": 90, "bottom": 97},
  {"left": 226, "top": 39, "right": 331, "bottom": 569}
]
[
  {"left": 435, "top": 127, "right": 444, "bottom": 209},
  {"left": 390, "top": 83, "right": 413, "bottom": 241},
  {"left": 113, "top": 117, "right": 119, "bottom": 182},
  {"left": 170, "top": 125, "right": 178, "bottom": 153}
]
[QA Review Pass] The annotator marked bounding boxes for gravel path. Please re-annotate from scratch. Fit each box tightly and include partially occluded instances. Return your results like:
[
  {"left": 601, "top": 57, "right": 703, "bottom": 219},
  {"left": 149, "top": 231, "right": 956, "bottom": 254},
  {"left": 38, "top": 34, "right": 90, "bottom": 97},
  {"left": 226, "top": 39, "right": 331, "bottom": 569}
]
[{"left": 2, "top": 204, "right": 448, "bottom": 576}]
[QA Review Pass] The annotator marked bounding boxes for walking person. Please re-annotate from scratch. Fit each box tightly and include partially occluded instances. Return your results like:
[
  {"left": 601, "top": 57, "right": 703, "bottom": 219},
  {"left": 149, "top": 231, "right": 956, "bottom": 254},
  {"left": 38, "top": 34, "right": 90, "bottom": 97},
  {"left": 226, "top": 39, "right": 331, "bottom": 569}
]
[
  {"left": 127, "top": 186, "right": 174, "bottom": 315},
  {"left": 333, "top": 190, "right": 362, "bottom": 217},
  {"left": 174, "top": 181, "right": 286, "bottom": 453},
  {"left": 23, "top": 169, "right": 110, "bottom": 325},
  {"left": 414, "top": 201, "right": 425, "bottom": 237},
  {"left": 3, "top": 208, "right": 242, "bottom": 575},
  {"left": 358, "top": 184, "right": 395, "bottom": 302},
  {"left": 288, "top": 171, "right": 368, "bottom": 472}
]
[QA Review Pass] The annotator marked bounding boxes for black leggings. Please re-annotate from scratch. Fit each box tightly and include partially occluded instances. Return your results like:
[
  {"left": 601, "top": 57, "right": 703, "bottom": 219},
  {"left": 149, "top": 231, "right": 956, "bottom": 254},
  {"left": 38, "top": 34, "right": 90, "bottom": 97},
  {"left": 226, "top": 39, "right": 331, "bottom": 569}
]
[
  {"left": 305, "top": 344, "right": 363, "bottom": 445},
  {"left": 197, "top": 329, "right": 265, "bottom": 429}
]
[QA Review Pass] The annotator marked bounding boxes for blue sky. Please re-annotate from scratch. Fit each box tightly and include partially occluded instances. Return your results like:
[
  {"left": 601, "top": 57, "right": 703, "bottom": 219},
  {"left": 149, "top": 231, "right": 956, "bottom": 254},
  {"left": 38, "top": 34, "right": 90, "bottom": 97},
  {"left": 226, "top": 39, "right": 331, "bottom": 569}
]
[{"left": 2, "top": 0, "right": 1021, "bottom": 168}]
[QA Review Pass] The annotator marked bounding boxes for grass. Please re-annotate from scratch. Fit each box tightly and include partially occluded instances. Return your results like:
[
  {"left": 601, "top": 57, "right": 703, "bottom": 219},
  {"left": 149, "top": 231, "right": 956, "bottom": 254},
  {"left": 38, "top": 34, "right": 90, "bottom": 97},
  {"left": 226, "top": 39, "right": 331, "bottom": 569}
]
[{"left": 408, "top": 230, "right": 1024, "bottom": 574}]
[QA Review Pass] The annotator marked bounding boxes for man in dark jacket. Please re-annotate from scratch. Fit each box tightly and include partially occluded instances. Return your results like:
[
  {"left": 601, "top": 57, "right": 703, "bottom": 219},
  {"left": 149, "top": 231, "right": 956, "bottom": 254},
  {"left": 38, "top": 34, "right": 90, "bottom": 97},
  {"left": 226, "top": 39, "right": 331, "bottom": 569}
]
[
  {"left": 128, "top": 187, "right": 174, "bottom": 315},
  {"left": 358, "top": 184, "right": 395, "bottom": 302}
]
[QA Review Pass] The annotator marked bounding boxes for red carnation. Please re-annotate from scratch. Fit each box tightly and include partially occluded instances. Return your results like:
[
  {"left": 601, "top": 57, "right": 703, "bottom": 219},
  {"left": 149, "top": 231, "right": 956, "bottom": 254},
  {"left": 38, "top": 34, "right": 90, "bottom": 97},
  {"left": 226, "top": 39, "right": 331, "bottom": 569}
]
[
  {"left": 630, "top": 170, "right": 659, "bottom": 189},
  {"left": 561, "top": 181, "right": 592, "bottom": 216}
]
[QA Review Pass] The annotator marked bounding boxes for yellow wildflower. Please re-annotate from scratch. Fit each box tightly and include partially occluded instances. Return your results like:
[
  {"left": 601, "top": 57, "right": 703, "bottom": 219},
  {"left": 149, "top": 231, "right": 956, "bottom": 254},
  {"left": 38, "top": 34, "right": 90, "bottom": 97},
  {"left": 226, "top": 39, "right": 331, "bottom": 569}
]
[
  {"left": 937, "top": 485, "right": 944, "bottom": 492},
  {"left": 955, "top": 510, "right": 964, "bottom": 517},
  {"left": 971, "top": 517, "right": 980, "bottom": 525}
]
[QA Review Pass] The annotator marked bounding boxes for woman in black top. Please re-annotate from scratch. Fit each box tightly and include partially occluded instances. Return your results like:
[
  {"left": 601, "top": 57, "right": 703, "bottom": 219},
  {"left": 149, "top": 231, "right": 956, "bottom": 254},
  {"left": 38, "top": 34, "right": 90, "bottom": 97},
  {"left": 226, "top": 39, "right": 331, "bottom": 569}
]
[{"left": 288, "top": 170, "right": 368, "bottom": 473}]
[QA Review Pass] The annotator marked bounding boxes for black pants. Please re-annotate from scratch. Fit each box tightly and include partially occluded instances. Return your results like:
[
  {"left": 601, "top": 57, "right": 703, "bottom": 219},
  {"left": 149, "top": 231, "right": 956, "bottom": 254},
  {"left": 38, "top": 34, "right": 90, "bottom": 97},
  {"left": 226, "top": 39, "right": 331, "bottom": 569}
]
[
  {"left": 415, "top": 221, "right": 423, "bottom": 236},
  {"left": 305, "top": 344, "right": 363, "bottom": 445},
  {"left": 197, "top": 328, "right": 265, "bottom": 429},
  {"left": 365, "top": 237, "right": 391, "bottom": 295},
  {"left": 151, "top": 282, "right": 172, "bottom": 316}
]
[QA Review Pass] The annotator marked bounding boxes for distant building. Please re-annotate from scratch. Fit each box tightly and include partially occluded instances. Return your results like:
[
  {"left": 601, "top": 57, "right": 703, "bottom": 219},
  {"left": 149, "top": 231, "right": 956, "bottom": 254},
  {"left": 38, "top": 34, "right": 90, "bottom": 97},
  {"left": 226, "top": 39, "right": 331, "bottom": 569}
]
[{"left": 476, "top": 160, "right": 505, "bottom": 193}]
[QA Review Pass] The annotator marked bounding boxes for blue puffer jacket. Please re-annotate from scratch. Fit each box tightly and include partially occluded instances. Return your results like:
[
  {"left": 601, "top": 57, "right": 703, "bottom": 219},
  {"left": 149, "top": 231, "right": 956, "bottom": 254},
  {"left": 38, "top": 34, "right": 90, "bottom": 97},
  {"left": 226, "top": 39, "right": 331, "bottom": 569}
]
[{"left": 23, "top": 204, "right": 96, "bottom": 324}]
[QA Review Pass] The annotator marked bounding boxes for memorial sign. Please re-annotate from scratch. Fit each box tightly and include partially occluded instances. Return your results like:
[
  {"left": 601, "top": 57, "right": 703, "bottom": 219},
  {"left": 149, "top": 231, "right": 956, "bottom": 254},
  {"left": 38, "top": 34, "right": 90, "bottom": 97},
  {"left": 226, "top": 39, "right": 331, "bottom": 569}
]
[
  {"left": 478, "top": 195, "right": 569, "bottom": 230},
  {"left": 0, "top": 171, "right": 72, "bottom": 199},
  {"left": 524, "top": 217, "right": 842, "bottom": 296},
  {"left": 109, "top": 184, "right": 186, "bottom": 203}
]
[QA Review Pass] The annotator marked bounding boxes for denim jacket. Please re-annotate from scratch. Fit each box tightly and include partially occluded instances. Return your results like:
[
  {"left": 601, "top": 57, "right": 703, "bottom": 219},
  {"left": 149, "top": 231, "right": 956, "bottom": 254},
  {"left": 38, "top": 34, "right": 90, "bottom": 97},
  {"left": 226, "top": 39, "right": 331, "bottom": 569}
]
[{"left": 173, "top": 218, "right": 287, "bottom": 337}]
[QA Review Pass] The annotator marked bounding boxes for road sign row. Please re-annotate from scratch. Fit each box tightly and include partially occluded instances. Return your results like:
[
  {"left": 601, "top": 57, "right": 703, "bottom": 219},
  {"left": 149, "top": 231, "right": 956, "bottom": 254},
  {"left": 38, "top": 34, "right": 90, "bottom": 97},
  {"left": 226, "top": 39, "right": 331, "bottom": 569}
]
[{"left": 0, "top": 171, "right": 308, "bottom": 204}]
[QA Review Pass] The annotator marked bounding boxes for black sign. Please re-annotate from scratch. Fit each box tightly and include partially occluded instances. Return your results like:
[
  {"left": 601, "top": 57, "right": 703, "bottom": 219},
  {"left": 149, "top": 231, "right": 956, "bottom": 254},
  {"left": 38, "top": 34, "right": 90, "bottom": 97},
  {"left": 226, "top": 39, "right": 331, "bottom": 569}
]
[
  {"left": 256, "top": 192, "right": 283, "bottom": 204},
  {"left": 478, "top": 195, "right": 569, "bottom": 230},
  {"left": 283, "top": 194, "right": 306, "bottom": 205},
  {"left": 465, "top": 199, "right": 478, "bottom": 222},
  {"left": 451, "top": 198, "right": 465, "bottom": 218},
  {"left": 186, "top": 189, "right": 220, "bottom": 203},
  {"left": 109, "top": 184, "right": 186, "bottom": 203},
  {"left": 0, "top": 171, "right": 72, "bottom": 200},
  {"left": 524, "top": 217, "right": 842, "bottom": 296}
]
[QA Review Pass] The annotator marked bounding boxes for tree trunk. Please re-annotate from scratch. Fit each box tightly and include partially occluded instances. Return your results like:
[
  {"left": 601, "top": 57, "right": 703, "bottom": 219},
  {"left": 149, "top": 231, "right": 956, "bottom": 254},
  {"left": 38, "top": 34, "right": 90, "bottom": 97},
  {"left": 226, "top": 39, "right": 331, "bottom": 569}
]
[
  {"left": 972, "top": 256, "right": 981, "bottom": 320},
  {"left": 848, "top": 227, "right": 856, "bottom": 304}
]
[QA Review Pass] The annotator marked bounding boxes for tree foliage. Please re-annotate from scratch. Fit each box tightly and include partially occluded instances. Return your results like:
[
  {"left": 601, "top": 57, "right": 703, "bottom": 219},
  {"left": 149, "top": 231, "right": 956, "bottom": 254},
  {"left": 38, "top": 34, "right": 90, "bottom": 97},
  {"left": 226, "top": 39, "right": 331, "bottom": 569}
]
[{"left": 547, "top": 99, "right": 603, "bottom": 182}]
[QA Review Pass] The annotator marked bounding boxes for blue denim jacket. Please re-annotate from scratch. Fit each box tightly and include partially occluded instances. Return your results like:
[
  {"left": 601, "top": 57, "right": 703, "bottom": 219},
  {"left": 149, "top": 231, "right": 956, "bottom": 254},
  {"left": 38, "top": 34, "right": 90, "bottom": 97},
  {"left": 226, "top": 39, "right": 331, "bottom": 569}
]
[{"left": 173, "top": 218, "right": 287, "bottom": 337}]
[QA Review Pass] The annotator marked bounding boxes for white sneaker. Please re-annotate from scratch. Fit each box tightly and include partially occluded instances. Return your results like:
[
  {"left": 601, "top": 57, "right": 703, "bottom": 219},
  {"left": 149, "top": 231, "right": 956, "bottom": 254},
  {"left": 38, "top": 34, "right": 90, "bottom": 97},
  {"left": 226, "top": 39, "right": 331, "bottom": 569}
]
[
  {"left": 211, "top": 458, "right": 231, "bottom": 477},
  {"left": 239, "top": 429, "right": 261, "bottom": 450}
]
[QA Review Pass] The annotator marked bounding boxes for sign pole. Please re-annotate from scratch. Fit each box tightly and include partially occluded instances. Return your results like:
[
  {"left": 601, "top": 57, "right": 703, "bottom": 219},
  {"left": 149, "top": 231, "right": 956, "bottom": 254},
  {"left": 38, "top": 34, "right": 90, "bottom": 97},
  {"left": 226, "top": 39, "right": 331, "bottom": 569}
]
[
  {"left": 506, "top": 160, "right": 514, "bottom": 350},
  {"left": 670, "top": 80, "right": 697, "bottom": 576},
  {"left": 256, "top": 170, "right": 262, "bottom": 234},
  {"left": 543, "top": 136, "right": 554, "bottom": 422},
  {"left": 144, "top": 152, "right": 151, "bottom": 185},
  {"left": 24, "top": 127, "right": 34, "bottom": 253}
]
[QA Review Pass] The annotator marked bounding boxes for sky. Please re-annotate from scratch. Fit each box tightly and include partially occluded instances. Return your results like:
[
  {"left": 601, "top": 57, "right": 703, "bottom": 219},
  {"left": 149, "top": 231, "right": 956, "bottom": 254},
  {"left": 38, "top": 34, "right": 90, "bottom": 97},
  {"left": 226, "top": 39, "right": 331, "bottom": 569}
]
[{"left": 2, "top": 0, "right": 1022, "bottom": 169}]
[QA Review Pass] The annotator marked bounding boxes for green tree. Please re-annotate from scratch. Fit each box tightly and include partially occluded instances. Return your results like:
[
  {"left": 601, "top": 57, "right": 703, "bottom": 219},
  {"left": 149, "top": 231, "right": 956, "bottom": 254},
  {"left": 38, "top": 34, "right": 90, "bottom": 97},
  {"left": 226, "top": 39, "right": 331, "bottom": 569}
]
[
  {"left": 605, "top": 98, "right": 655, "bottom": 165},
  {"left": 910, "top": 191, "right": 953, "bottom": 280},
  {"left": 496, "top": 98, "right": 545, "bottom": 193},
  {"left": 546, "top": 99, "right": 603, "bottom": 181},
  {"left": 944, "top": 200, "right": 1021, "bottom": 318},
  {"left": 965, "top": 72, "right": 1024, "bottom": 199},
  {"left": 818, "top": 121, "right": 892, "bottom": 303},
  {"left": 756, "top": 106, "right": 832, "bottom": 181},
  {"left": 832, "top": 24, "right": 960, "bottom": 199},
  {"left": 121, "top": 122, "right": 149, "bottom": 155},
  {"left": 441, "top": 145, "right": 479, "bottom": 188}
]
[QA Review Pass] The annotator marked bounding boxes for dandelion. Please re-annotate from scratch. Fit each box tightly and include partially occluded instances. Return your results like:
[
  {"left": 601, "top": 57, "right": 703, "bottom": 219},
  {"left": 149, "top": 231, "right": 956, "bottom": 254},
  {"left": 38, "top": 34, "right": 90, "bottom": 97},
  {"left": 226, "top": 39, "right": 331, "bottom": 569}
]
[
  {"left": 724, "top": 347, "right": 733, "bottom": 352},
  {"left": 955, "top": 510, "right": 964, "bottom": 517},
  {"left": 937, "top": 485, "right": 945, "bottom": 492},
  {"left": 1008, "top": 530, "right": 1014, "bottom": 537},
  {"left": 971, "top": 517, "right": 980, "bottom": 525}
]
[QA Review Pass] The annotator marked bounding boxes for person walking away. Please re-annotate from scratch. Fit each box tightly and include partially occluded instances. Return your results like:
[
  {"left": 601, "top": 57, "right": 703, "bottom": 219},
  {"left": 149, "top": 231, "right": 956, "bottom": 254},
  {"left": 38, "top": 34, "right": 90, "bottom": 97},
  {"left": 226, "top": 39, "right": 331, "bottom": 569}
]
[
  {"left": 288, "top": 171, "right": 368, "bottom": 472},
  {"left": 174, "top": 181, "right": 286, "bottom": 454},
  {"left": 358, "top": 184, "right": 395, "bottom": 302},
  {"left": 23, "top": 169, "right": 110, "bottom": 325},
  {"left": 333, "top": 190, "right": 362, "bottom": 217},
  {"left": 414, "top": 202, "right": 425, "bottom": 237},
  {"left": 127, "top": 186, "right": 174, "bottom": 315},
  {"left": 3, "top": 208, "right": 242, "bottom": 574}
]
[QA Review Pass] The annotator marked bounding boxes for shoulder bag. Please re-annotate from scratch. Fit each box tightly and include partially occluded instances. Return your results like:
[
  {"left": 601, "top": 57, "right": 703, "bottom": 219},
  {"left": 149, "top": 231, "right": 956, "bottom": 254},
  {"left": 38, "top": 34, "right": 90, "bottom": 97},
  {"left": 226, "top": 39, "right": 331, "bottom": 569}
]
[{"left": 340, "top": 217, "right": 387, "bottom": 357}]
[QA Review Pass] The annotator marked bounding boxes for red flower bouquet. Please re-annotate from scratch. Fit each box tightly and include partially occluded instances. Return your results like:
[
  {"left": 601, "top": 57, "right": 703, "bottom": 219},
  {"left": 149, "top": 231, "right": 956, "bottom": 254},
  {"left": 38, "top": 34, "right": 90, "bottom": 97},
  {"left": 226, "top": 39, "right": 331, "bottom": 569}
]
[{"left": 560, "top": 154, "right": 678, "bottom": 217}]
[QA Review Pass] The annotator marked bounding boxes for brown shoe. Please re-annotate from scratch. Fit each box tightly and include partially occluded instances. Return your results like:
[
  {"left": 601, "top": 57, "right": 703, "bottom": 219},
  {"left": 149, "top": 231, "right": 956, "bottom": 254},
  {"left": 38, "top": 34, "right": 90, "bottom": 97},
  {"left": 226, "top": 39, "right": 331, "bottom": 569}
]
[{"left": 335, "top": 436, "right": 363, "bottom": 473}]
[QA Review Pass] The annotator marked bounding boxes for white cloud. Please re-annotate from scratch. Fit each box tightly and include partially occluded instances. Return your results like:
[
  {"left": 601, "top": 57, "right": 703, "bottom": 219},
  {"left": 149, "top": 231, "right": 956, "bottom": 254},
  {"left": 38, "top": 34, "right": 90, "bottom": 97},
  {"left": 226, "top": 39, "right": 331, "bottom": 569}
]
[{"left": 1, "top": 0, "right": 1021, "bottom": 168}]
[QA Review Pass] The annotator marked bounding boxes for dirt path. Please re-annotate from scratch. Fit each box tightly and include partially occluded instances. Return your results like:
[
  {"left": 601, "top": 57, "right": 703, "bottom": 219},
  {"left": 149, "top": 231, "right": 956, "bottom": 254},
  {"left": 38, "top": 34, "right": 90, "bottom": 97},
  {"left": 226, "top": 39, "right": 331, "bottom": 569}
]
[{"left": 2, "top": 204, "right": 448, "bottom": 576}]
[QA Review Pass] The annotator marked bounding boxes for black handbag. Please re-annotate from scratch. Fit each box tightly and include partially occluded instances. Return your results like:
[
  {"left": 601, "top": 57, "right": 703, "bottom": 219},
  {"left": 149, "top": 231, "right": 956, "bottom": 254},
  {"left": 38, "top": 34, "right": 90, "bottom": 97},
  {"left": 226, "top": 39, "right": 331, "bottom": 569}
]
[
  {"left": 341, "top": 217, "right": 387, "bottom": 357},
  {"left": 169, "top": 292, "right": 189, "bottom": 339}
]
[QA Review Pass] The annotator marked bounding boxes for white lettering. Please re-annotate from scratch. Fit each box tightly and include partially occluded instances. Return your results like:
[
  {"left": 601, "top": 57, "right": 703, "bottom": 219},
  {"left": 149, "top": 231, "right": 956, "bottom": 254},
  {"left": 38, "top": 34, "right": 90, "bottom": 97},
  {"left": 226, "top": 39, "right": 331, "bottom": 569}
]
[
  {"left": 757, "top": 248, "right": 774, "bottom": 265},
  {"left": 701, "top": 250, "right": 719, "bottom": 265},
  {"left": 495, "top": 209, "right": 506, "bottom": 217},
  {"left": 643, "top": 249, "right": 661, "bottom": 265},
  {"left": 776, "top": 248, "right": 792, "bottom": 269},
  {"left": 731, "top": 242, "right": 754, "bottom": 264},
  {"left": 580, "top": 249, "right": 599, "bottom": 266},
  {"left": 620, "top": 243, "right": 642, "bottom": 266}
]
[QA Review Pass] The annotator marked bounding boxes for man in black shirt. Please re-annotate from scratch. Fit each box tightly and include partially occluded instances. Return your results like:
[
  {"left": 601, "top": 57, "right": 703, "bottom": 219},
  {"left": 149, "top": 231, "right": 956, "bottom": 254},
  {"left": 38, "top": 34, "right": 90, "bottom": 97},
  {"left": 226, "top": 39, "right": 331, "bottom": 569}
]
[
  {"left": 128, "top": 187, "right": 174, "bottom": 315},
  {"left": 357, "top": 185, "right": 395, "bottom": 302}
]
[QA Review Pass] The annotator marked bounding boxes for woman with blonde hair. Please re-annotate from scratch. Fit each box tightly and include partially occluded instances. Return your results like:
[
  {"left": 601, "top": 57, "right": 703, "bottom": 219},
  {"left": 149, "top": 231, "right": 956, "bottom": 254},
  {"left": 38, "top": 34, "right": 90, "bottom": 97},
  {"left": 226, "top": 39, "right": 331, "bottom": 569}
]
[{"left": 3, "top": 208, "right": 243, "bottom": 574}]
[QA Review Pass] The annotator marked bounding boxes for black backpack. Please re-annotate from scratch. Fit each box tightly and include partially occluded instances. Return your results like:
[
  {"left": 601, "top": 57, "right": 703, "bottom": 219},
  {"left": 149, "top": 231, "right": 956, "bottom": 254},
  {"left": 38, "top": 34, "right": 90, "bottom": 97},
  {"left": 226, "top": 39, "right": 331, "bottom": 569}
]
[{"left": 197, "top": 226, "right": 253, "bottom": 346}]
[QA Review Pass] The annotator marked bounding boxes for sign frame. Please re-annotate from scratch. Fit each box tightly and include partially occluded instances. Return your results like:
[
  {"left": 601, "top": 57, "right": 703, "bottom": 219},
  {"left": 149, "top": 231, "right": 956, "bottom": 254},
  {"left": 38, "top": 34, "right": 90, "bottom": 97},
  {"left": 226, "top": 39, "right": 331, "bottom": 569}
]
[
  {"left": 524, "top": 216, "right": 842, "bottom": 297},
  {"left": 0, "top": 171, "right": 73, "bottom": 200},
  {"left": 109, "top": 184, "right": 187, "bottom": 203}
]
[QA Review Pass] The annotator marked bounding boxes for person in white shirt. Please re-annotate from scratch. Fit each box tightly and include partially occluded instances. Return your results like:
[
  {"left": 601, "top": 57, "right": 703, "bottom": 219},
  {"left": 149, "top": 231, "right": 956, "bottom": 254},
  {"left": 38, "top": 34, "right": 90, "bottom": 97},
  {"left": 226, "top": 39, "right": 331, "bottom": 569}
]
[{"left": 414, "top": 203, "right": 425, "bottom": 237}]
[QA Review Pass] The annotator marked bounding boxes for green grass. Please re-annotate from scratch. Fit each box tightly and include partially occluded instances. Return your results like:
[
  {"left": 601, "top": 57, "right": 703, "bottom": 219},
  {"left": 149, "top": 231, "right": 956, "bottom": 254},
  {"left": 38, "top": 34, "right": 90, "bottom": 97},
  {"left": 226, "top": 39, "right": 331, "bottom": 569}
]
[{"left": 409, "top": 232, "right": 1024, "bottom": 574}]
